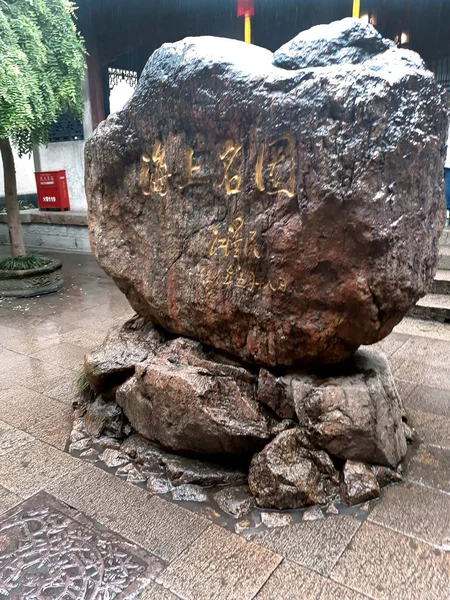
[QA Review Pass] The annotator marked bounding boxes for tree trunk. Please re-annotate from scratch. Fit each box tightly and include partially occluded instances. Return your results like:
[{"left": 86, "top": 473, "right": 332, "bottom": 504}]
[{"left": 0, "top": 138, "right": 26, "bottom": 257}]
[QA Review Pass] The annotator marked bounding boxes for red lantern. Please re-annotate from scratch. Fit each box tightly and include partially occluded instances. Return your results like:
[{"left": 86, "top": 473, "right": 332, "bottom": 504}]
[{"left": 237, "top": 0, "right": 254, "bottom": 18}]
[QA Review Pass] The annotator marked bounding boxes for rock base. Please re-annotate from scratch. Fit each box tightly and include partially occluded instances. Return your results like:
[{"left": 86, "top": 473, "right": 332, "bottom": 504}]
[{"left": 78, "top": 316, "right": 410, "bottom": 511}]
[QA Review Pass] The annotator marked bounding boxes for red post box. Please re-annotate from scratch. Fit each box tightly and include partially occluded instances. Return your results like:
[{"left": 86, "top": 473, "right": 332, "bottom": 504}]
[{"left": 35, "top": 170, "right": 70, "bottom": 211}]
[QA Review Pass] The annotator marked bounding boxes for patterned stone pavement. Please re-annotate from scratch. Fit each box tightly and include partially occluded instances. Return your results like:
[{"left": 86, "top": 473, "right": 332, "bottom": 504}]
[{"left": 0, "top": 250, "right": 449, "bottom": 600}]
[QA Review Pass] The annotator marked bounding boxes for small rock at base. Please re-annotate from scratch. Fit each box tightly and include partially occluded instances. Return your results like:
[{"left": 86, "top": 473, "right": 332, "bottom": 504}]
[
  {"left": 215, "top": 486, "right": 255, "bottom": 518},
  {"left": 69, "top": 438, "right": 91, "bottom": 452},
  {"left": 126, "top": 465, "right": 146, "bottom": 483},
  {"left": 165, "top": 455, "right": 246, "bottom": 487},
  {"left": 171, "top": 484, "right": 208, "bottom": 502},
  {"left": 116, "top": 463, "right": 134, "bottom": 475},
  {"left": 147, "top": 473, "right": 173, "bottom": 494},
  {"left": 302, "top": 505, "right": 325, "bottom": 521},
  {"left": 403, "top": 422, "right": 416, "bottom": 443},
  {"left": 70, "top": 419, "right": 88, "bottom": 443},
  {"left": 341, "top": 460, "right": 381, "bottom": 506},
  {"left": 249, "top": 428, "right": 339, "bottom": 509},
  {"left": 235, "top": 519, "right": 252, "bottom": 535},
  {"left": 79, "top": 448, "right": 98, "bottom": 461},
  {"left": 261, "top": 512, "right": 293, "bottom": 528},
  {"left": 93, "top": 436, "right": 121, "bottom": 450},
  {"left": 85, "top": 396, "right": 124, "bottom": 439},
  {"left": 371, "top": 465, "right": 402, "bottom": 488},
  {"left": 99, "top": 448, "right": 129, "bottom": 468},
  {"left": 325, "top": 502, "right": 339, "bottom": 515}
]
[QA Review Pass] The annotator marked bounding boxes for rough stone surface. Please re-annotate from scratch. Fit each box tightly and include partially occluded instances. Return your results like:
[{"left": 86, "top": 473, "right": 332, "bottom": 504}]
[
  {"left": 261, "top": 512, "right": 294, "bottom": 528},
  {"left": 372, "top": 465, "right": 402, "bottom": 488},
  {"left": 214, "top": 486, "right": 255, "bottom": 518},
  {"left": 164, "top": 455, "right": 246, "bottom": 487},
  {"left": 292, "top": 347, "right": 407, "bottom": 468},
  {"left": 171, "top": 484, "right": 208, "bottom": 502},
  {"left": 84, "top": 315, "right": 164, "bottom": 393},
  {"left": 340, "top": 460, "right": 381, "bottom": 506},
  {"left": 257, "top": 369, "right": 295, "bottom": 420},
  {"left": 116, "top": 338, "right": 282, "bottom": 455},
  {"left": 147, "top": 473, "right": 174, "bottom": 494},
  {"left": 84, "top": 396, "right": 124, "bottom": 439},
  {"left": 86, "top": 19, "right": 447, "bottom": 368},
  {"left": 302, "top": 505, "right": 325, "bottom": 521},
  {"left": 248, "top": 428, "right": 339, "bottom": 509},
  {"left": 98, "top": 448, "right": 129, "bottom": 468},
  {"left": 273, "top": 17, "right": 393, "bottom": 69}
]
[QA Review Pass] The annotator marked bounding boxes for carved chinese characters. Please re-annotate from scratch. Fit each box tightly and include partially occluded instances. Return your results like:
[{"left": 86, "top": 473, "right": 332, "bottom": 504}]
[{"left": 138, "top": 136, "right": 295, "bottom": 200}]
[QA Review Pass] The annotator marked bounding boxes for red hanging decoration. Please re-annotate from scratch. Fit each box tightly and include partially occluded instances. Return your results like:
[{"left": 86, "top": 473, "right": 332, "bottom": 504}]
[{"left": 237, "top": 0, "right": 254, "bottom": 18}]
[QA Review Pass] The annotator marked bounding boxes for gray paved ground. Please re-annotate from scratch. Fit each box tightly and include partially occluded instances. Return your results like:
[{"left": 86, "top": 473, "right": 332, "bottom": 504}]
[{"left": 0, "top": 250, "right": 449, "bottom": 599}]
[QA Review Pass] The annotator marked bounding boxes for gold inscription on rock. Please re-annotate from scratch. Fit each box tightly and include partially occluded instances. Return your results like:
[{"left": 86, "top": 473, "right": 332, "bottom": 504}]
[
  {"left": 196, "top": 264, "right": 287, "bottom": 293},
  {"left": 139, "top": 141, "right": 170, "bottom": 197},
  {"left": 178, "top": 147, "right": 208, "bottom": 189},
  {"left": 208, "top": 217, "right": 260, "bottom": 261},
  {"left": 218, "top": 140, "right": 243, "bottom": 195},
  {"left": 200, "top": 217, "right": 286, "bottom": 293},
  {"left": 256, "top": 134, "right": 295, "bottom": 197},
  {"left": 139, "top": 133, "right": 296, "bottom": 199}
]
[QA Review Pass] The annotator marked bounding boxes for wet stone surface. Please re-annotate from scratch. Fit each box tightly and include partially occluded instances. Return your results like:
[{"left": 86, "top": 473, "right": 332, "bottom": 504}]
[
  {"left": 0, "top": 492, "right": 164, "bottom": 600},
  {"left": 67, "top": 418, "right": 375, "bottom": 537}
]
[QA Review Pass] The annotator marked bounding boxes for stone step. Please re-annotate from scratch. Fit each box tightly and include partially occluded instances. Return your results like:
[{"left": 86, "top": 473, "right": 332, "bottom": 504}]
[
  {"left": 431, "top": 270, "right": 450, "bottom": 295},
  {"left": 410, "top": 293, "right": 450, "bottom": 322},
  {"left": 438, "top": 247, "right": 450, "bottom": 270}
]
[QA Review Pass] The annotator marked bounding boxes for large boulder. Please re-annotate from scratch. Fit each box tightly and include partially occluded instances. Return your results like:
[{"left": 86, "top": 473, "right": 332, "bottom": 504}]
[
  {"left": 115, "top": 338, "right": 284, "bottom": 455},
  {"left": 248, "top": 428, "right": 340, "bottom": 509},
  {"left": 291, "top": 347, "right": 407, "bottom": 468},
  {"left": 85, "top": 18, "right": 447, "bottom": 368}
]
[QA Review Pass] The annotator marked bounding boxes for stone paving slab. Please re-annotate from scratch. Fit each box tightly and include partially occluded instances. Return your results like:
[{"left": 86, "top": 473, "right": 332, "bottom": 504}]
[
  {"left": 407, "top": 409, "right": 450, "bottom": 449},
  {"left": 0, "top": 491, "right": 165, "bottom": 599},
  {"left": 248, "top": 515, "right": 362, "bottom": 576},
  {"left": 0, "top": 484, "right": 22, "bottom": 517},
  {"left": 0, "top": 359, "right": 73, "bottom": 392},
  {"left": 157, "top": 524, "right": 282, "bottom": 600},
  {"left": 405, "top": 445, "right": 450, "bottom": 493},
  {"left": 368, "top": 481, "right": 450, "bottom": 549},
  {"left": 255, "top": 560, "right": 369, "bottom": 600},
  {"left": 46, "top": 461, "right": 211, "bottom": 561},
  {"left": 331, "top": 522, "right": 450, "bottom": 600},
  {"left": 374, "top": 333, "right": 409, "bottom": 357},
  {"left": 0, "top": 439, "right": 79, "bottom": 498},
  {"left": 30, "top": 340, "right": 91, "bottom": 370},
  {"left": 0, "top": 426, "right": 33, "bottom": 456},
  {"left": 404, "top": 384, "right": 450, "bottom": 418},
  {"left": 25, "top": 405, "right": 73, "bottom": 450},
  {"left": 0, "top": 386, "right": 71, "bottom": 433},
  {"left": 389, "top": 337, "right": 450, "bottom": 369},
  {"left": 137, "top": 581, "right": 182, "bottom": 599},
  {"left": 393, "top": 361, "right": 450, "bottom": 391},
  {"left": 394, "top": 316, "right": 450, "bottom": 342}
]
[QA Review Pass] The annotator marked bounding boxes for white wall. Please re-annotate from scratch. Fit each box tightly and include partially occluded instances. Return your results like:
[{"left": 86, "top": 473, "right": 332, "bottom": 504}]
[
  {"left": 36, "top": 141, "right": 87, "bottom": 211},
  {"left": 0, "top": 146, "right": 36, "bottom": 197}
]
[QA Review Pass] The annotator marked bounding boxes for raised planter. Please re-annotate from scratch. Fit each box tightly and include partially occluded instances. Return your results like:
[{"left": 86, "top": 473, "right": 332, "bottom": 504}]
[{"left": 0, "top": 259, "right": 63, "bottom": 298}]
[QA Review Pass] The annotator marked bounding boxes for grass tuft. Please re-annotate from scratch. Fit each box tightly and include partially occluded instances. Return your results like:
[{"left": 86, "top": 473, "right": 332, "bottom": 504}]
[
  {"left": 0, "top": 200, "right": 36, "bottom": 214},
  {"left": 0, "top": 254, "right": 50, "bottom": 271},
  {"left": 75, "top": 365, "right": 96, "bottom": 401}
]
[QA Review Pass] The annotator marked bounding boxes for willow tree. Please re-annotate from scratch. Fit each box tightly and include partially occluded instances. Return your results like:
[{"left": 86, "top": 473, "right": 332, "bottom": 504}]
[{"left": 0, "top": 0, "right": 85, "bottom": 259}]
